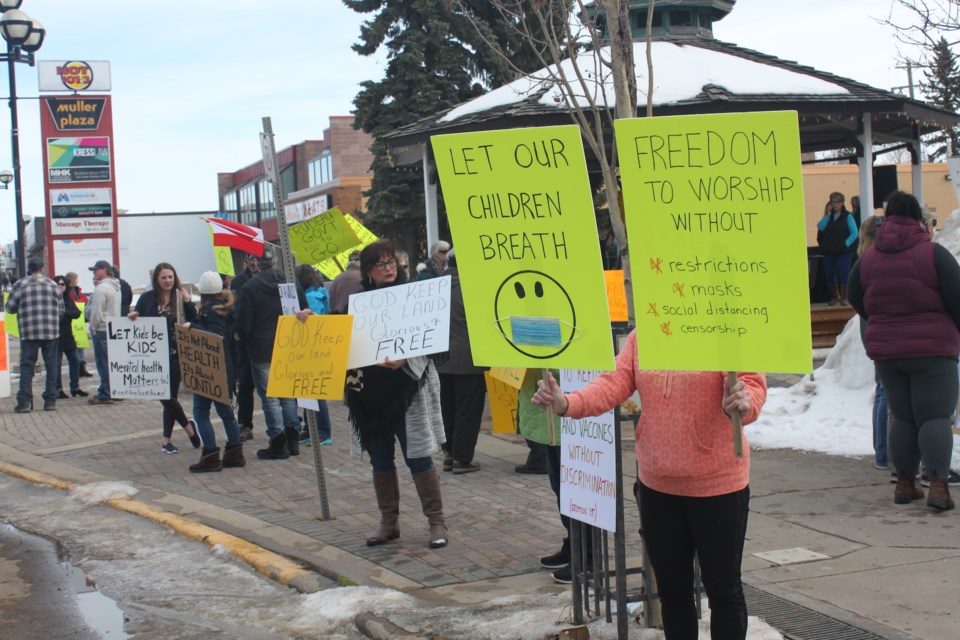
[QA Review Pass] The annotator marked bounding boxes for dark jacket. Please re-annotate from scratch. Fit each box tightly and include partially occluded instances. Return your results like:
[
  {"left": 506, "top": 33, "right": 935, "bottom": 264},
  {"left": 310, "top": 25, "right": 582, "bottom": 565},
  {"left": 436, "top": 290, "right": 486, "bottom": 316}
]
[
  {"left": 192, "top": 290, "right": 237, "bottom": 397},
  {"left": 848, "top": 214, "right": 960, "bottom": 361},
  {"left": 435, "top": 269, "right": 484, "bottom": 375},
  {"left": 118, "top": 278, "right": 133, "bottom": 316},
  {"left": 58, "top": 291, "right": 82, "bottom": 351},
  {"left": 236, "top": 268, "right": 307, "bottom": 363},
  {"left": 817, "top": 209, "right": 857, "bottom": 254},
  {"left": 327, "top": 265, "right": 362, "bottom": 314},
  {"left": 134, "top": 289, "right": 198, "bottom": 359}
]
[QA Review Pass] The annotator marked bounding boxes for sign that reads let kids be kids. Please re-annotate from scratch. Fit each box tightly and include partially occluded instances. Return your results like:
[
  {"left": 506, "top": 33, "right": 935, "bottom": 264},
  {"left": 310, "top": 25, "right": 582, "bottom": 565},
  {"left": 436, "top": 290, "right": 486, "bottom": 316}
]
[
  {"left": 614, "top": 111, "right": 812, "bottom": 373},
  {"left": 431, "top": 125, "right": 615, "bottom": 371}
]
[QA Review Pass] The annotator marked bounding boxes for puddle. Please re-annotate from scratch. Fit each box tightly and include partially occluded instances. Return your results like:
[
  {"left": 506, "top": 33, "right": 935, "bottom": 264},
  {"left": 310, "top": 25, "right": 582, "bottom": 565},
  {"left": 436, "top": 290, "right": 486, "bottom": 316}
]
[{"left": 2, "top": 522, "right": 131, "bottom": 638}]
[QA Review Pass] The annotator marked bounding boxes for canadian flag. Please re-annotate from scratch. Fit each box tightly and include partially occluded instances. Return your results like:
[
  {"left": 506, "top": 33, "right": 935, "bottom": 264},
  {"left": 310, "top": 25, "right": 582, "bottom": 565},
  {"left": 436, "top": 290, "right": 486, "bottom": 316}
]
[{"left": 205, "top": 218, "right": 264, "bottom": 257}]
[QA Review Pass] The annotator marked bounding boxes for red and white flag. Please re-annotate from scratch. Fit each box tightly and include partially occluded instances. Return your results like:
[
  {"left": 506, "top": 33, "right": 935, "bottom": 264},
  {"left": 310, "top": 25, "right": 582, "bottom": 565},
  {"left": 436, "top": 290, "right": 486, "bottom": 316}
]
[{"left": 205, "top": 218, "right": 264, "bottom": 257}]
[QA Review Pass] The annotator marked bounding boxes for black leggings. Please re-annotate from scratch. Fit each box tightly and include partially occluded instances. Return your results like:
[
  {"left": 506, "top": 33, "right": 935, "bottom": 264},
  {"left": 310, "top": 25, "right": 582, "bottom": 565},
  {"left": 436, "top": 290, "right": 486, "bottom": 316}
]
[
  {"left": 161, "top": 361, "right": 189, "bottom": 439},
  {"left": 639, "top": 482, "right": 750, "bottom": 640},
  {"left": 877, "top": 356, "right": 958, "bottom": 480}
]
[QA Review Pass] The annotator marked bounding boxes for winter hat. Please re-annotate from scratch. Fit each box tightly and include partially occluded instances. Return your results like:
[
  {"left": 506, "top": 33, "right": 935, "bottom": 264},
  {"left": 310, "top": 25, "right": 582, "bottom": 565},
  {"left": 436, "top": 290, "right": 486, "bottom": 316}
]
[{"left": 197, "top": 271, "right": 223, "bottom": 295}]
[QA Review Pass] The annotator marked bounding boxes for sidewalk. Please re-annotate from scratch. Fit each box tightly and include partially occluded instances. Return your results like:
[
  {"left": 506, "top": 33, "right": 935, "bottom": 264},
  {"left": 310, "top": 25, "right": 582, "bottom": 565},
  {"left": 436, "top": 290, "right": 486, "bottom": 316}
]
[{"left": 0, "top": 372, "right": 956, "bottom": 639}]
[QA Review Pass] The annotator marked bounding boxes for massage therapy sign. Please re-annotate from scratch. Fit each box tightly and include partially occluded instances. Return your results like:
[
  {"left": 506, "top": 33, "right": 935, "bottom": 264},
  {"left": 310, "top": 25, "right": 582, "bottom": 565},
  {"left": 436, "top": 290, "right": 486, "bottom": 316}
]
[
  {"left": 431, "top": 125, "right": 615, "bottom": 370},
  {"left": 614, "top": 111, "right": 812, "bottom": 373}
]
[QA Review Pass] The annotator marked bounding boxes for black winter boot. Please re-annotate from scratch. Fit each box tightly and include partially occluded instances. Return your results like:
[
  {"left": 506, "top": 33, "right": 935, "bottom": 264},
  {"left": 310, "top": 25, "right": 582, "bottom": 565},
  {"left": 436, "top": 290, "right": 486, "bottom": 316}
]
[
  {"left": 285, "top": 427, "right": 300, "bottom": 456},
  {"left": 189, "top": 447, "right": 222, "bottom": 473},
  {"left": 256, "top": 431, "right": 290, "bottom": 460},
  {"left": 222, "top": 442, "right": 246, "bottom": 468}
]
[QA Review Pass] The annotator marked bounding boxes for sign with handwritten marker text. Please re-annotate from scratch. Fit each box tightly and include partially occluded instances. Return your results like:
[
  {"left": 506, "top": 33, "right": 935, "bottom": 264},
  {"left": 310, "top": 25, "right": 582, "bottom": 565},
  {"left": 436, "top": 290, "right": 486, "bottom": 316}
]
[
  {"left": 278, "top": 283, "right": 300, "bottom": 316},
  {"left": 484, "top": 371, "right": 519, "bottom": 434},
  {"left": 559, "top": 368, "right": 616, "bottom": 532},
  {"left": 316, "top": 213, "right": 379, "bottom": 279},
  {"left": 289, "top": 208, "right": 361, "bottom": 265},
  {"left": 267, "top": 315, "right": 352, "bottom": 400},
  {"left": 432, "top": 125, "right": 614, "bottom": 370},
  {"left": 614, "top": 111, "right": 812, "bottom": 372},
  {"left": 72, "top": 301, "right": 89, "bottom": 348},
  {"left": 176, "top": 324, "right": 230, "bottom": 403},
  {"left": 347, "top": 276, "right": 451, "bottom": 368},
  {"left": 4, "top": 293, "right": 17, "bottom": 338},
  {"left": 489, "top": 367, "right": 526, "bottom": 389},
  {"left": 106, "top": 317, "right": 170, "bottom": 399},
  {"left": 604, "top": 270, "right": 628, "bottom": 322}
]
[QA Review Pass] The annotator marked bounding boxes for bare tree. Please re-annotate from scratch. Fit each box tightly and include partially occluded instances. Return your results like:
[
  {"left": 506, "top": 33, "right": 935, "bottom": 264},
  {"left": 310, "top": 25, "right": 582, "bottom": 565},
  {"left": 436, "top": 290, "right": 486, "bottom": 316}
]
[{"left": 882, "top": 0, "right": 960, "bottom": 48}]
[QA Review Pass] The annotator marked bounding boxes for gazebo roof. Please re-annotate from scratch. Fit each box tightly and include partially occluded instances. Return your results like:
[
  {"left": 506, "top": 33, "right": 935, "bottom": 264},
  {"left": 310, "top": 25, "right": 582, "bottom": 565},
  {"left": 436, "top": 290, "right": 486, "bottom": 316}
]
[{"left": 385, "top": 36, "right": 958, "bottom": 159}]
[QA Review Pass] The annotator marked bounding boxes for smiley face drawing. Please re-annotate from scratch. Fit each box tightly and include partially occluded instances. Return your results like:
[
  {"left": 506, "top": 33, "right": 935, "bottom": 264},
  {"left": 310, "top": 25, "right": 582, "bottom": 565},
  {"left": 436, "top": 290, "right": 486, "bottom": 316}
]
[{"left": 494, "top": 270, "right": 577, "bottom": 359}]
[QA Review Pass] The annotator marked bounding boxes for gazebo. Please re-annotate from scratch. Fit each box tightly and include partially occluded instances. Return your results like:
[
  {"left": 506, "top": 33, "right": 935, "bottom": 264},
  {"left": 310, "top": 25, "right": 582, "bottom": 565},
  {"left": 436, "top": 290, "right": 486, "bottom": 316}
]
[{"left": 384, "top": 0, "right": 960, "bottom": 248}]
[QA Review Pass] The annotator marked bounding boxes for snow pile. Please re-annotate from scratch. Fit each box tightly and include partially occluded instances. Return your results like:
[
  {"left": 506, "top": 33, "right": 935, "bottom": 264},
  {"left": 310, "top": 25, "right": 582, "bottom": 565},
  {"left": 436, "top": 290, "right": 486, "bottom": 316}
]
[
  {"left": 293, "top": 586, "right": 417, "bottom": 626},
  {"left": 70, "top": 481, "right": 139, "bottom": 505}
]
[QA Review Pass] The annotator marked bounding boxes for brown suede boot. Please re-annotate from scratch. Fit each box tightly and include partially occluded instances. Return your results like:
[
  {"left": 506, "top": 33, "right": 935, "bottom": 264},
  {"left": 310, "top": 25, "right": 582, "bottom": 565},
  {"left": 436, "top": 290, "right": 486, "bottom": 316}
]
[
  {"left": 222, "top": 442, "right": 245, "bottom": 468},
  {"left": 839, "top": 284, "right": 848, "bottom": 305},
  {"left": 927, "top": 474, "right": 955, "bottom": 511},
  {"left": 367, "top": 470, "right": 400, "bottom": 546},
  {"left": 894, "top": 473, "right": 924, "bottom": 504},
  {"left": 828, "top": 285, "right": 842, "bottom": 306},
  {"left": 189, "top": 447, "right": 222, "bottom": 473},
  {"left": 412, "top": 469, "right": 448, "bottom": 548}
]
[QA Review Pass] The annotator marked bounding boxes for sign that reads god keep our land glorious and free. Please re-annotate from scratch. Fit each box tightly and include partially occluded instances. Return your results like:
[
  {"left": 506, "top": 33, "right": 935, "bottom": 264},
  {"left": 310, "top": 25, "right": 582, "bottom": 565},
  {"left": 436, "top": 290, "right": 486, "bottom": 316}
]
[
  {"left": 614, "top": 111, "right": 812, "bottom": 373},
  {"left": 431, "top": 125, "right": 615, "bottom": 370}
]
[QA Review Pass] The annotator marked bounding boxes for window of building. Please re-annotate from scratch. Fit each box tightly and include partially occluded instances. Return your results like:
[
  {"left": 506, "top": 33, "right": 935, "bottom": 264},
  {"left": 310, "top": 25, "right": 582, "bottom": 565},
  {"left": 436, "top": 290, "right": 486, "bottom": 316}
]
[
  {"left": 259, "top": 179, "right": 276, "bottom": 220},
  {"left": 308, "top": 151, "right": 333, "bottom": 187},
  {"left": 636, "top": 10, "right": 663, "bottom": 30},
  {"left": 223, "top": 192, "right": 238, "bottom": 220},
  {"left": 670, "top": 9, "right": 694, "bottom": 27},
  {"left": 239, "top": 182, "right": 257, "bottom": 225}
]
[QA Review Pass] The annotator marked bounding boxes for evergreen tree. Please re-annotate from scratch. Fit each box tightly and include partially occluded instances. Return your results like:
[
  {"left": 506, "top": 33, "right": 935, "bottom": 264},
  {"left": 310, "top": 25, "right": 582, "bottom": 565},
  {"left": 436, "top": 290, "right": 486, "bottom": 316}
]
[
  {"left": 922, "top": 37, "right": 960, "bottom": 159},
  {"left": 344, "top": 0, "right": 538, "bottom": 260}
]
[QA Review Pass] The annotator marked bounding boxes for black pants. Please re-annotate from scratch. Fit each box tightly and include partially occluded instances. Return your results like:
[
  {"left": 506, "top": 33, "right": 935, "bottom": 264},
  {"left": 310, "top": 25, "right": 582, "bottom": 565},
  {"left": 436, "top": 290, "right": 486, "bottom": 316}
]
[
  {"left": 877, "top": 356, "right": 958, "bottom": 479},
  {"left": 639, "top": 482, "right": 749, "bottom": 640},
  {"left": 235, "top": 340, "right": 255, "bottom": 425},
  {"left": 439, "top": 372, "right": 486, "bottom": 463},
  {"left": 161, "top": 361, "right": 189, "bottom": 439}
]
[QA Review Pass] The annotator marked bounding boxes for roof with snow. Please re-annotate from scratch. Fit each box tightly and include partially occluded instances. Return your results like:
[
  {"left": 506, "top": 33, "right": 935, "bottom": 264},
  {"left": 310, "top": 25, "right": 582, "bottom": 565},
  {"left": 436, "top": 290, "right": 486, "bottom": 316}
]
[{"left": 385, "top": 37, "right": 959, "bottom": 159}]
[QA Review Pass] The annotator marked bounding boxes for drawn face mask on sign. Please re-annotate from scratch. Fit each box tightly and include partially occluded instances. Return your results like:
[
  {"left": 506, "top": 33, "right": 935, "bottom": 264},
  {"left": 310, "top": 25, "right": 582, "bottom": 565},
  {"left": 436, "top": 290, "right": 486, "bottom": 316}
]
[{"left": 493, "top": 270, "right": 578, "bottom": 359}]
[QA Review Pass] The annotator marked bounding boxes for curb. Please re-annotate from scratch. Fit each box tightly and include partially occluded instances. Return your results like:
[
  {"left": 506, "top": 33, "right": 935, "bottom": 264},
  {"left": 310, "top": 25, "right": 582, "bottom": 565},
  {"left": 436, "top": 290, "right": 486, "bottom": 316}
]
[{"left": 0, "top": 460, "right": 328, "bottom": 593}]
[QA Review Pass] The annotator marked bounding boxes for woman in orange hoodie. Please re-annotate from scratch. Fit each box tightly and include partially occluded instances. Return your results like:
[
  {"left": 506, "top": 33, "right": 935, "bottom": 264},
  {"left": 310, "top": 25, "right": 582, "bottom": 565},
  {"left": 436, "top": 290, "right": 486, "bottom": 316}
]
[{"left": 532, "top": 330, "right": 766, "bottom": 640}]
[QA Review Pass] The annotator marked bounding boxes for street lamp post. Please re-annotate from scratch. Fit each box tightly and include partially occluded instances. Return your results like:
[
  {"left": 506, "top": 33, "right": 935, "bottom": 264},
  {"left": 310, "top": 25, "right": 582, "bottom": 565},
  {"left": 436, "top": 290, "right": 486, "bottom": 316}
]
[{"left": 0, "top": 1, "right": 43, "bottom": 279}]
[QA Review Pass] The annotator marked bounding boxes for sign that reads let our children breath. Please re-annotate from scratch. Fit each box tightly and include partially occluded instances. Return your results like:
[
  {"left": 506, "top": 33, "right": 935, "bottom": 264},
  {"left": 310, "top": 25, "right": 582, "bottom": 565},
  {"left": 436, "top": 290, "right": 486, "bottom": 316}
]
[
  {"left": 614, "top": 111, "right": 812, "bottom": 373},
  {"left": 431, "top": 125, "right": 614, "bottom": 370}
]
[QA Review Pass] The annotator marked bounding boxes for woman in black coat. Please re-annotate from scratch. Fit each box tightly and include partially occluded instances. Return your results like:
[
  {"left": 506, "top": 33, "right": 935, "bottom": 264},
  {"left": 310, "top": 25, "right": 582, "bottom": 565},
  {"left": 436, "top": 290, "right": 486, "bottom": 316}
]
[{"left": 53, "top": 275, "right": 86, "bottom": 398}]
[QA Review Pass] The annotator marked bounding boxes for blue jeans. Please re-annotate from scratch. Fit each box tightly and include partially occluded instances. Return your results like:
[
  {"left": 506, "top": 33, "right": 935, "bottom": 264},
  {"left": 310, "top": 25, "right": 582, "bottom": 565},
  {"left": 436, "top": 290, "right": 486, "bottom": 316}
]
[
  {"left": 366, "top": 421, "right": 434, "bottom": 473},
  {"left": 248, "top": 360, "right": 299, "bottom": 438},
  {"left": 822, "top": 251, "right": 854, "bottom": 288},
  {"left": 192, "top": 394, "right": 241, "bottom": 449},
  {"left": 873, "top": 370, "right": 888, "bottom": 467},
  {"left": 92, "top": 331, "right": 111, "bottom": 399},
  {"left": 57, "top": 345, "right": 82, "bottom": 393},
  {"left": 17, "top": 338, "right": 59, "bottom": 405},
  {"left": 313, "top": 401, "right": 332, "bottom": 439}
]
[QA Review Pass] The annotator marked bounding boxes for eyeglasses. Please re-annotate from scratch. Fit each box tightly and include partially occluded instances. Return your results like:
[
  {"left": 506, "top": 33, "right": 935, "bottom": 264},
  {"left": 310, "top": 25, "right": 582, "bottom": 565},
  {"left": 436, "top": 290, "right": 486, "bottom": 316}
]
[
  {"left": 56, "top": 282, "right": 66, "bottom": 286},
  {"left": 374, "top": 259, "right": 397, "bottom": 271}
]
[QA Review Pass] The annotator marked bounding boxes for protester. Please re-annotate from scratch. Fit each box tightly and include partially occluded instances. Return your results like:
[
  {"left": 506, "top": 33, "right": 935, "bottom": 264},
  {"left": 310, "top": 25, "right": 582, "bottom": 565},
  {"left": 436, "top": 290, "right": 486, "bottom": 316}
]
[
  {"left": 65, "top": 272, "right": 93, "bottom": 378},
  {"left": 416, "top": 240, "right": 450, "bottom": 281},
  {"left": 112, "top": 265, "right": 133, "bottom": 316},
  {"left": 87, "top": 260, "right": 121, "bottom": 405},
  {"left": 53, "top": 275, "right": 86, "bottom": 399},
  {"left": 5, "top": 260, "right": 64, "bottom": 413},
  {"left": 326, "top": 250, "right": 362, "bottom": 314},
  {"left": 294, "top": 264, "right": 333, "bottom": 446},
  {"left": 816, "top": 191, "right": 858, "bottom": 305},
  {"left": 848, "top": 191, "right": 960, "bottom": 511},
  {"left": 184, "top": 271, "right": 244, "bottom": 472},
  {"left": 515, "top": 439, "right": 548, "bottom": 475},
  {"left": 532, "top": 334, "right": 766, "bottom": 639},
  {"left": 236, "top": 249, "right": 306, "bottom": 460},
  {"left": 395, "top": 250, "right": 411, "bottom": 281},
  {"left": 856, "top": 216, "right": 889, "bottom": 472},
  {"left": 341, "top": 239, "right": 448, "bottom": 549},
  {"left": 130, "top": 262, "right": 201, "bottom": 454},
  {"left": 436, "top": 249, "right": 486, "bottom": 474},
  {"left": 230, "top": 253, "right": 261, "bottom": 441}
]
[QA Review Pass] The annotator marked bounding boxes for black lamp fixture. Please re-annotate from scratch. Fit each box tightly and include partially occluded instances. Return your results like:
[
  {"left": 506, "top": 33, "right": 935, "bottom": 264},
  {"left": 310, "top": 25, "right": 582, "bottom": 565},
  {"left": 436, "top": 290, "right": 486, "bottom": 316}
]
[{"left": 0, "top": 0, "right": 43, "bottom": 278}]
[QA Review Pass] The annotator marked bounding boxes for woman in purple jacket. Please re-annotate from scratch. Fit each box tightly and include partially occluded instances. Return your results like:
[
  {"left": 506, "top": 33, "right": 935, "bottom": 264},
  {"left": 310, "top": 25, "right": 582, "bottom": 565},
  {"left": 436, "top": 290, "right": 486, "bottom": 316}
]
[{"left": 848, "top": 192, "right": 960, "bottom": 510}]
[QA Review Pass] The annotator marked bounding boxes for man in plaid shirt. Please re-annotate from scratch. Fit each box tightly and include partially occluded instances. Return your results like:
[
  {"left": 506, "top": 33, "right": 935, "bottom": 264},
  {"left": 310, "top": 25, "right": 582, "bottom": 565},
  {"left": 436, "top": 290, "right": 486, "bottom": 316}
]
[{"left": 5, "top": 259, "right": 64, "bottom": 412}]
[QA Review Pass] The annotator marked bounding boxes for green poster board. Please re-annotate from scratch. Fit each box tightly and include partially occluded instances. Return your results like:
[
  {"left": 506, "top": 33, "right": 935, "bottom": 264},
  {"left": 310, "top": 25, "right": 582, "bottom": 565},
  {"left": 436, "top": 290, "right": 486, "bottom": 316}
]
[
  {"left": 289, "top": 208, "right": 361, "bottom": 267},
  {"left": 3, "top": 292, "right": 17, "bottom": 338},
  {"left": 73, "top": 301, "right": 89, "bottom": 348},
  {"left": 432, "top": 125, "right": 614, "bottom": 370},
  {"left": 614, "top": 111, "right": 812, "bottom": 373}
]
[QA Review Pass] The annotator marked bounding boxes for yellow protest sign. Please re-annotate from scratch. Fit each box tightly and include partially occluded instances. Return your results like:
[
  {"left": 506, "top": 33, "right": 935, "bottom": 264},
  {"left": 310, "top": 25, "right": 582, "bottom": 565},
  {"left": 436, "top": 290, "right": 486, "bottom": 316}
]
[
  {"left": 266, "top": 315, "right": 352, "bottom": 400},
  {"left": 289, "top": 208, "right": 361, "bottom": 266},
  {"left": 316, "top": 214, "right": 379, "bottom": 279},
  {"left": 484, "top": 371, "right": 519, "bottom": 434},
  {"left": 432, "top": 125, "right": 614, "bottom": 370},
  {"left": 72, "top": 302, "right": 89, "bottom": 348},
  {"left": 614, "top": 111, "right": 812, "bottom": 372},
  {"left": 604, "top": 270, "right": 628, "bottom": 323},
  {"left": 3, "top": 293, "right": 17, "bottom": 338},
  {"left": 489, "top": 367, "right": 526, "bottom": 389},
  {"left": 206, "top": 223, "right": 235, "bottom": 276}
]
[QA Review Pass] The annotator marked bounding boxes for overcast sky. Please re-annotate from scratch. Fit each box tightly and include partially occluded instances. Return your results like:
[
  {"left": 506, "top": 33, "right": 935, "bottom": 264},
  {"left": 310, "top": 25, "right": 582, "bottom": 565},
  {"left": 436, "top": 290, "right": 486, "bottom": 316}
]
[{"left": 0, "top": 0, "right": 927, "bottom": 246}]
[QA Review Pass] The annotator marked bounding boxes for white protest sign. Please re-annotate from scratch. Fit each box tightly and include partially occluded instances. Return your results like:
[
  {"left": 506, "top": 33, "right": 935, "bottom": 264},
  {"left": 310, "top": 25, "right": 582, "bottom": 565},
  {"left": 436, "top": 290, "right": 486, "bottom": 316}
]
[
  {"left": 106, "top": 317, "right": 170, "bottom": 399},
  {"left": 559, "top": 368, "right": 617, "bottom": 532},
  {"left": 347, "top": 276, "right": 451, "bottom": 368},
  {"left": 278, "top": 283, "right": 299, "bottom": 316}
]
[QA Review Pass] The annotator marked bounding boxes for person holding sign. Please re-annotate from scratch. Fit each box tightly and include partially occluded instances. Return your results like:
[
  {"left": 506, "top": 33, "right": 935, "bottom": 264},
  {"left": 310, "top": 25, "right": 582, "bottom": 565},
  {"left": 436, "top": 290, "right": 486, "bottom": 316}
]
[
  {"left": 295, "top": 264, "right": 332, "bottom": 446},
  {"left": 532, "top": 332, "right": 766, "bottom": 640},
  {"left": 346, "top": 240, "right": 449, "bottom": 549},
  {"left": 130, "top": 263, "right": 201, "bottom": 454},
  {"left": 53, "top": 275, "right": 86, "bottom": 399},
  {"left": 183, "top": 272, "right": 245, "bottom": 473}
]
